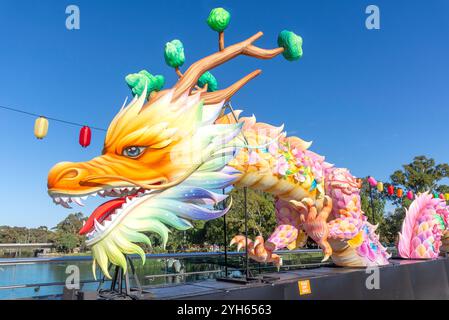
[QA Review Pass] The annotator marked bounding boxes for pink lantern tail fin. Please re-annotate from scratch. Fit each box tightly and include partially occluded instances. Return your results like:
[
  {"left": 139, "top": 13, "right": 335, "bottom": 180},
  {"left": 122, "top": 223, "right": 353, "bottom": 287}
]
[{"left": 398, "top": 192, "right": 449, "bottom": 259}]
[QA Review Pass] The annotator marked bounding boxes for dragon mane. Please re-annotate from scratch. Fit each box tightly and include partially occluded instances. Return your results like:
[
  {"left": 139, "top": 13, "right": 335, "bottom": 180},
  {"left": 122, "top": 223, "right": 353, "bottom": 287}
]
[{"left": 89, "top": 88, "right": 242, "bottom": 278}]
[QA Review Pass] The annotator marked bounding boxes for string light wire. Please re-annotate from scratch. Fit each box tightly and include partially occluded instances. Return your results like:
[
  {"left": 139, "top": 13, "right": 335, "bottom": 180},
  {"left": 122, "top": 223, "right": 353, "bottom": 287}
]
[{"left": 0, "top": 104, "right": 107, "bottom": 132}]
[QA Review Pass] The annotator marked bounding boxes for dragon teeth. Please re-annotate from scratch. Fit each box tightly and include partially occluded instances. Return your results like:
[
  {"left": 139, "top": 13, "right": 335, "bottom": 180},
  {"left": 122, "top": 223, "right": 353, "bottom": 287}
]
[
  {"left": 60, "top": 201, "right": 72, "bottom": 209},
  {"left": 94, "top": 219, "right": 104, "bottom": 231},
  {"left": 72, "top": 197, "right": 84, "bottom": 206}
]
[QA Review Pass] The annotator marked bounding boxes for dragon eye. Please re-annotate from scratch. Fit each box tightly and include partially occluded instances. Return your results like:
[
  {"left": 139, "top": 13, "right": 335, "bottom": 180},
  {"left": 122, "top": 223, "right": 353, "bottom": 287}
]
[{"left": 123, "top": 146, "right": 146, "bottom": 158}]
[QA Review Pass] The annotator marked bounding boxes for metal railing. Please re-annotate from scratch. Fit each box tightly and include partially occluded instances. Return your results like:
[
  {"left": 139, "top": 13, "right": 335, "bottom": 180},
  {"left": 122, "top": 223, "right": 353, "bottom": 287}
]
[
  {"left": 0, "top": 248, "right": 322, "bottom": 265},
  {"left": 0, "top": 249, "right": 324, "bottom": 295}
]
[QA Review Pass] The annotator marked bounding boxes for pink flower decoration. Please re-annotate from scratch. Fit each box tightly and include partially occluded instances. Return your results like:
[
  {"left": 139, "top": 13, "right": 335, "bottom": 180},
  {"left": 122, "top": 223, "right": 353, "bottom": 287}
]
[
  {"left": 274, "top": 156, "right": 289, "bottom": 176},
  {"left": 248, "top": 151, "right": 260, "bottom": 165},
  {"left": 268, "top": 142, "right": 279, "bottom": 155},
  {"left": 295, "top": 173, "right": 306, "bottom": 182}
]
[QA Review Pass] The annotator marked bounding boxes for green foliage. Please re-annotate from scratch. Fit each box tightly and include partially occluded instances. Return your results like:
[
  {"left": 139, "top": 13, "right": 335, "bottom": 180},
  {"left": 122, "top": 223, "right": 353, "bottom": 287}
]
[
  {"left": 0, "top": 225, "right": 53, "bottom": 243},
  {"left": 52, "top": 212, "right": 86, "bottom": 253},
  {"left": 390, "top": 155, "right": 449, "bottom": 197},
  {"left": 125, "top": 70, "right": 165, "bottom": 97},
  {"left": 197, "top": 72, "right": 218, "bottom": 92},
  {"left": 164, "top": 39, "right": 185, "bottom": 68},
  {"left": 207, "top": 8, "right": 231, "bottom": 32},
  {"left": 382, "top": 207, "right": 407, "bottom": 245},
  {"left": 277, "top": 30, "right": 303, "bottom": 61}
]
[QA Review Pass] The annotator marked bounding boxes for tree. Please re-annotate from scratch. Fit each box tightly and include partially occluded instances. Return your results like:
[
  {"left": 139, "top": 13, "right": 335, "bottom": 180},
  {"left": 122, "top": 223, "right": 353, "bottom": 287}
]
[
  {"left": 0, "top": 225, "right": 53, "bottom": 244},
  {"left": 390, "top": 155, "right": 449, "bottom": 199},
  {"left": 52, "top": 212, "right": 86, "bottom": 253}
]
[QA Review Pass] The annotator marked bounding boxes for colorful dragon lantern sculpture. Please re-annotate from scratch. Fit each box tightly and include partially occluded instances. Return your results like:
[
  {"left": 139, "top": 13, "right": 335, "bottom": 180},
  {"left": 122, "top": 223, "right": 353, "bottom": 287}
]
[{"left": 47, "top": 8, "right": 448, "bottom": 278}]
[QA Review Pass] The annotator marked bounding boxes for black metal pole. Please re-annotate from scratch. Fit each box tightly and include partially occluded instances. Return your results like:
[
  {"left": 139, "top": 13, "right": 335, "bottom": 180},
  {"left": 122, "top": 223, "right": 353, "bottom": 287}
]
[
  {"left": 244, "top": 187, "right": 249, "bottom": 279},
  {"left": 222, "top": 188, "right": 228, "bottom": 277}
]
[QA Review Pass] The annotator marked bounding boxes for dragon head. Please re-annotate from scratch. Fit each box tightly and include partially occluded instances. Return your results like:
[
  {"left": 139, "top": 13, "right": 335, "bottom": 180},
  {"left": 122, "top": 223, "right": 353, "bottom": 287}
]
[
  {"left": 47, "top": 29, "right": 292, "bottom": 277},
  {"left": 47, "top": 85, "right": 244, "bottom": 277}
]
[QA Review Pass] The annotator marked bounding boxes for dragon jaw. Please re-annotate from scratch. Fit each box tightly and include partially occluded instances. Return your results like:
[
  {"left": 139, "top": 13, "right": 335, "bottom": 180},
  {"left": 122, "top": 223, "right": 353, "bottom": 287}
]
[{"left": 47, "top": 87, "right": 243, "bottom": 277}]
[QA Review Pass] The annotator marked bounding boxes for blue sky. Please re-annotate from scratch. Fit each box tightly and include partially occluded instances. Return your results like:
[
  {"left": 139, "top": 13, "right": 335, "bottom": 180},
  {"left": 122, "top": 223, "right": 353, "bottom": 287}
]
[{"left": 0, "top": 0, "right": 448, "bottom": 228}]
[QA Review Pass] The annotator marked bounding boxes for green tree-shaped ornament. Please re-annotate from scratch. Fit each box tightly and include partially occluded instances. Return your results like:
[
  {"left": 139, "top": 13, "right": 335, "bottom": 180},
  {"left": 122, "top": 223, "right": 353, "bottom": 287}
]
[
  {"left": 277, "top": 30, "right": 303, "bottom": 61},
  {"left": 125, "top": 70, "right": 165, "bottom": 97},
  {"left": 207, "top": 8, "right": 231, "bottom": 51},
  {"left": 197, "top": 71, "right": 218, "bottom": 92},
  {"left": 207, "top": 8, "right": 231, "bottom": 32},
  {"left": 164, "top": 39, "right": 185, "bottom": 69}
]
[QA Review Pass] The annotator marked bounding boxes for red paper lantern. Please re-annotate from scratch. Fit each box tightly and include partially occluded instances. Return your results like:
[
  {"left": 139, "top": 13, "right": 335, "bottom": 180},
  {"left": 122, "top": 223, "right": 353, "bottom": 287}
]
[
  {"left": 79, "top": 126, "right": 91, "bottom": 148},
  {"left": 387, "top": 185, "right": 394, "bottom": 196}
]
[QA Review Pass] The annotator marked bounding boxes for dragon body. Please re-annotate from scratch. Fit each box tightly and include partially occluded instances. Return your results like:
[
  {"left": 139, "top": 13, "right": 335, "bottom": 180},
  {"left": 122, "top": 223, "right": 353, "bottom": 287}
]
[{"left": 221, "top": 113, "right": 390, "bottom": 267}]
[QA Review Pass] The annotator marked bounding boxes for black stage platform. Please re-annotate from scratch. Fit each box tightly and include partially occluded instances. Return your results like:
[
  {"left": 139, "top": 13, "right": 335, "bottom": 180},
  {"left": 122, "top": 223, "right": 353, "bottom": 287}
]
[{"left": 78, "top": 257, "right": 449, "bottom": 300}]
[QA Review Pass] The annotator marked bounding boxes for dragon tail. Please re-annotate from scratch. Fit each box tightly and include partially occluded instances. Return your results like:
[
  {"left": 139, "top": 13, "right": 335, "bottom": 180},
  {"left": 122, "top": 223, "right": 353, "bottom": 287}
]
[{"left": 398, "top": 192, "right": 449, "bottom": 259}]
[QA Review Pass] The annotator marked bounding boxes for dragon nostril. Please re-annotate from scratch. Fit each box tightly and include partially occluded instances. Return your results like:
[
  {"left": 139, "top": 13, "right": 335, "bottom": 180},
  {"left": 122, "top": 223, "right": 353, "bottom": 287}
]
[{"left": 60, "top": 169, "right": 80, "bottom": 180}]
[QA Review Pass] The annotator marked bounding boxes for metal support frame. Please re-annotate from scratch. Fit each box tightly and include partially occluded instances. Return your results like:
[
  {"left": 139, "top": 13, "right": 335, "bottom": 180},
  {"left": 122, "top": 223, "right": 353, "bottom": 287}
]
[
  {"left": 222, "top": 188, "right": 228, "bottom": 277},
  {"left": 97, "top": 255, "right": 143, "bottom": 300},
  {"left": 215, "top": 102, "right": 274, "bottom": 284}
]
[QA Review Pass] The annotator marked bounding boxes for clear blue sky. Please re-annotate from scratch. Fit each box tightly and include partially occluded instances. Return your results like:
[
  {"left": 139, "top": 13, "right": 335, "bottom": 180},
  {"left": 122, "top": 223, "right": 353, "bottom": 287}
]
[{"left": 0, "top": 0, "right": 448, "bottom": 228}]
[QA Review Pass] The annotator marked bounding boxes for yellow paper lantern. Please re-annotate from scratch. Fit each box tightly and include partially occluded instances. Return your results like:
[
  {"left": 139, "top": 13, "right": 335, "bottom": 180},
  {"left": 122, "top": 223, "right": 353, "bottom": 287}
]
[
  {"left": 445, "top": 193, "right": 449, "bottom": 201},
  {"left": 377, "top": 181, "right": 383, "bottom": 192},
  {"left": 34, "top": 116, "right": 49, "bottom": 139}
]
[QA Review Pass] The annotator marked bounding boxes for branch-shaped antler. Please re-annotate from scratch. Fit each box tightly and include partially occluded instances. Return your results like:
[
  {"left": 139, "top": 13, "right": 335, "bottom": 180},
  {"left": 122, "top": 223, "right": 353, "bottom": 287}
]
[
  {"left": 173, "top": 32, "right": 283, "bottom": 102},
  {"left": 146, "top": 32, "right": 284, "bottom": 107}
]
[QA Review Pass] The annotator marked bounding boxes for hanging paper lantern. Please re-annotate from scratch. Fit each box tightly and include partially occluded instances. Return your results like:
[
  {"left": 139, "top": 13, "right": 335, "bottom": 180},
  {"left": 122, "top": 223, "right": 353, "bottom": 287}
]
[
  {"left": 445, "top": 193, "right": 449, "bottom": 201},
  {"left": 396, "top": 188, "right": 403, "bottom": 198},
  {"left": 406, "top": 191, "right": 414, "bottom": 200},
  {"left": 439, "top": 193, "right": 445, "bottom": 200},
  {"left": 387, "top": 185, "right": 394, "bottom": 196},
  {"left": 34, "top": 116, "right": 49, "bottom": 139},
  {"left": 79, "top": 126, "right": 91, "bottom": 148},
  {"left": 377, "top": 181, "right": 383, "bottom": 192},
  {"left": 433, "top": 192, "right": 439, "bottom": 199},
  {"left": 367, "top": 176, "right": 377, "bottom": 187}
]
